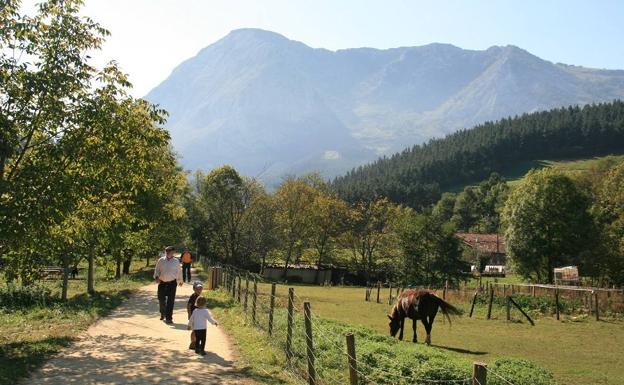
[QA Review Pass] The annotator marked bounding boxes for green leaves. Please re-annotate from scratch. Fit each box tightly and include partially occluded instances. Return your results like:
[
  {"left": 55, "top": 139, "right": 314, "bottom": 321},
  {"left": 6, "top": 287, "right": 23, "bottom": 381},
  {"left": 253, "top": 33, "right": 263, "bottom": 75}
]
[
  {"left": 503, "top": 168, "right": 595, "bottom": 283},
  {"left": 1, "top": 0, "right": 186, "bottom": 284}
]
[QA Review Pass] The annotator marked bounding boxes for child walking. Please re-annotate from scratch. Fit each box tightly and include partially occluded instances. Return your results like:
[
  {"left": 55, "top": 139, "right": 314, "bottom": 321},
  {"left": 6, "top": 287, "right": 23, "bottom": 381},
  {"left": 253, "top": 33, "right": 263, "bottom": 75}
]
[
  {"left": 187, "top": 281, "right": 204, "bottom": 350},
  {"left": 187, "top": 296, "right": 218, "bottom": 355}
]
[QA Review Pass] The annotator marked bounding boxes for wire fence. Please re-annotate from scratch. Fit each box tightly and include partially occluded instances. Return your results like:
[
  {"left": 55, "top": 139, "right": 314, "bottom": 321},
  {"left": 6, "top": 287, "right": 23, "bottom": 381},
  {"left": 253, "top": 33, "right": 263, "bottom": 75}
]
[{"left": 200, "top": 263, "right": 539, "bottom": 385}]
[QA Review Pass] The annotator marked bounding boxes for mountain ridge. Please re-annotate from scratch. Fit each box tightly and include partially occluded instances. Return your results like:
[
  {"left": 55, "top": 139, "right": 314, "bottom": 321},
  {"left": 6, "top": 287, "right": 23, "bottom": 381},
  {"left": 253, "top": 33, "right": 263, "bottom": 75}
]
[{"left": 145, "top": 28, "right": 624, "bottom": 185}]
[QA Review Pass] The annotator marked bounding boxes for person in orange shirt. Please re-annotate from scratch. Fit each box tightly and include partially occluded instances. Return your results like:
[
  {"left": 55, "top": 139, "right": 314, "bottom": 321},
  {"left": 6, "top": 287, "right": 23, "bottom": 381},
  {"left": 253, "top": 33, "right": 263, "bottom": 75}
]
[{"left": 180, "top": 248, "right": 193, "bottom": 283}]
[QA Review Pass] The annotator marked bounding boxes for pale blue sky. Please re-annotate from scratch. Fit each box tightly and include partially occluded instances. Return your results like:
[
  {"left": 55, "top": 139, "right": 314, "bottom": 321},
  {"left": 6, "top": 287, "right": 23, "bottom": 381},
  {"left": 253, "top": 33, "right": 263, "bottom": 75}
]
[{"left": 25, "top": 0, "right": 624, "bottom": 96}]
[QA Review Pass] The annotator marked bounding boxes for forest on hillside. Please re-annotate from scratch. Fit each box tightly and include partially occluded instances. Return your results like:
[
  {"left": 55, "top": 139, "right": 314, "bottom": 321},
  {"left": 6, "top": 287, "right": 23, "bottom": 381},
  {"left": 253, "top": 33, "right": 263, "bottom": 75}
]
[{"left": 332, "top": 101, "right": 624, "bottom": 208}]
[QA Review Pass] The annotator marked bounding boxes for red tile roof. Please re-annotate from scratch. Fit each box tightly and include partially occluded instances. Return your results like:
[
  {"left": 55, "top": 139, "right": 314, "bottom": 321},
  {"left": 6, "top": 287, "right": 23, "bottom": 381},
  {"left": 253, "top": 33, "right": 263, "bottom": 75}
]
[{"left": 456, "top": 233, "right": 506, "bottom": 254}]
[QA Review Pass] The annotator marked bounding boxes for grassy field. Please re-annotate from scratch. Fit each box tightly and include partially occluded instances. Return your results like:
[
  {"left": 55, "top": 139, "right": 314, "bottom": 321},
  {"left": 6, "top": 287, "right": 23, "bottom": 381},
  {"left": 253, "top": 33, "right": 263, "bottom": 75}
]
[
  {"left": 208, "top": 286, "right": 557, "bottom": 385},
  {"left": 0, "top": 260, "right": 154, "bottom": 385},
  {"left": 234, "top": 282, "right": 624, "bottom": 385},
  {"left": 504, "top": 155, "right": 624, "bottom": 187}
]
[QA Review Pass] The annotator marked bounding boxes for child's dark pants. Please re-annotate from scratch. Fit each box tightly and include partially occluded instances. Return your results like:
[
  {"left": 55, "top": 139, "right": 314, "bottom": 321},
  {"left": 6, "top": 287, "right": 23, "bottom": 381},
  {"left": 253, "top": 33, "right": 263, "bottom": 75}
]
[{"left": 195, "top": 329, "right": 206, "bottom": 353}]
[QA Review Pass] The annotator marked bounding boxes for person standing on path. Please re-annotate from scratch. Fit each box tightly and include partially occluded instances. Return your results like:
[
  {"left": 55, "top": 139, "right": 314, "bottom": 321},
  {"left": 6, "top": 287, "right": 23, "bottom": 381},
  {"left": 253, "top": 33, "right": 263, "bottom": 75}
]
[
  {"left": 187, "top": 281, "right": 203, "bottom": 350},
  {"left": 181, "top": 248, "right": 193, "bottom": 283},
  {"left": 188, "top": 296, "right": 218, "bottom": 355},
  {"left": 154, "top": 246, "right": 183, "bottom": 324}
]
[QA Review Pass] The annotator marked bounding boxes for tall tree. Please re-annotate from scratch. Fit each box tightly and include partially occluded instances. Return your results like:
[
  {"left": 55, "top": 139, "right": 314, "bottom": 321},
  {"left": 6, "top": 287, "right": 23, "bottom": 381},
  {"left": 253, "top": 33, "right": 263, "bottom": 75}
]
[
  {"left": 592, "top": 161, "right": 624, "bottom": 285},
  {"left": 188, "top": 166, "right": 257, "bottom": 265},
  {"left": 503, "top": 168, "right": 596, "bottom": 283},
  {"left": 399, "top": 213, "right": 467, "bottom": 287},
  {"left": 308, "top": 189, "right": 348, "bottom": 279},
  {"left": 341, "top": 198, "right": 401, "bottom": 281},
  {"left": 273, "top": 177, "right": 317, "bottom": 278}
]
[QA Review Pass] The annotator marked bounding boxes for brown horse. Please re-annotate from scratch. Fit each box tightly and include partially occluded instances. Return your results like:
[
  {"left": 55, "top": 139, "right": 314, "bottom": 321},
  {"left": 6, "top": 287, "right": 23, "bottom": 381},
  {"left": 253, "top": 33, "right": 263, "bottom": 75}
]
[{"left": 387, "top": 289, "right": 461, "bottom": 344}]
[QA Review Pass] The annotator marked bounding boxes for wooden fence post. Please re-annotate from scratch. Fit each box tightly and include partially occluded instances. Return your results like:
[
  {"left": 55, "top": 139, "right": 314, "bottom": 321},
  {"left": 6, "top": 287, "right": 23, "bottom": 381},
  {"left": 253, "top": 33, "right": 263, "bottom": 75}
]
[
  {"left": 376, "top": 282, "right": 381, "bottom": 303},
  {"left": 487, "top": 286, "right": 494, "bottom": 320},
  {"left": 506, "top": 296, "right": 511, "bottom": 321},
  {"left": 269, "top": 282, "right": 276, "bottom": 336},
  {"left": 252, "top": 278, "right": 258, "bottom": 324},
  {"left": 594, "top": 291, "right": 599, "bottom": 321},
  {"left": 388, "top": 283, "right": 393, "bottom": 305},
  {"left": 345, "top": 333, "right": 358, "bottom": 385},
  {"left": 555, "top": 289, "right": 560, "bottom": 321},
  {"left": 472, "top": 362, "right": 487, "bottom": 385},
  {"left": 286, "top": 287, "right": 294, "bottom": 362},
  {"left": 244, "top": 275, "right": 249, "bottom": 311},
  {"left": 502, "top": 284, "right": 506, "bottom": 297},
  {"left": 469, "top": 291, "right": 478, "bottom": 318},
  {"left": 443, "top": 280, "right": 448, "bottom": 300},
  {"left": 304, "top": 302, "right": 316, "bottom": 385},
  {"left": 232, "top": 273, "right": 237, "bottom": 298}
]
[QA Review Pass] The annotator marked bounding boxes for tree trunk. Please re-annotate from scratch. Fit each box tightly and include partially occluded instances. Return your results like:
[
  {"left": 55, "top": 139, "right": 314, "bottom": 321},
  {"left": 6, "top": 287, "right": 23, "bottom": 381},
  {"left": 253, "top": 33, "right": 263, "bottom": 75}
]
[
  {"left": 260, "top": 252, "right": 267, "bottom": 274},
  {"left": 115, "top": 254, "right": 121, "bottom": 279},
  {"left": 122, "top": 253, "right": 132, "bottom": 275},
  {"left": 282, "top": 243, "right": 294, "bottom": 279},
  {"left": 87, "top": 252, "right": 95, "bottom": 295},
  {"left": 61, "top": 255, "right": 69, "bottom": 301}
]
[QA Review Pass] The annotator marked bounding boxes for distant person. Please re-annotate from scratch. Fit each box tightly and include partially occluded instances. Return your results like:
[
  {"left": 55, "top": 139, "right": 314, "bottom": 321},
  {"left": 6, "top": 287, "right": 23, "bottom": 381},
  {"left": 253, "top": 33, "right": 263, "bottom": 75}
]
[
  {"left": 187, "top": 296, "right": 218, "bottom": 356},
  {"left": 187, "top": 281, "right": 204, "bottom": 350},
  {"left": 181, "top": 248, "right": 193, "bottom": 283},
  {"left": 153, "top": 246, "right": 183, "bottom": 324}
]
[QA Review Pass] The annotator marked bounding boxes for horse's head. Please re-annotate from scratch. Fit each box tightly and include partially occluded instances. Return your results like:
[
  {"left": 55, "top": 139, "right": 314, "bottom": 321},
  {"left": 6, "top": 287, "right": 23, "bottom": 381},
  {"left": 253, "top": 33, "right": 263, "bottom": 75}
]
[{"left": 387, "top": 314, "right": 401, "bottom": 337}]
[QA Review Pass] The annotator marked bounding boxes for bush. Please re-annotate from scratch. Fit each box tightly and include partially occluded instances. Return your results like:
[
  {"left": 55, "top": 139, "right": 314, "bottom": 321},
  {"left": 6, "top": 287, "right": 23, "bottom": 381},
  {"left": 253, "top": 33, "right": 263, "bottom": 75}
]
[
  {"left": 475, "top": 293, "right": 582, "bottom": 315},
  {"left": 490, "top": 358, "right": 556, "bottom": 385},
  {"left": 0, "top": 282, "right": 54, "bottom": 309}
]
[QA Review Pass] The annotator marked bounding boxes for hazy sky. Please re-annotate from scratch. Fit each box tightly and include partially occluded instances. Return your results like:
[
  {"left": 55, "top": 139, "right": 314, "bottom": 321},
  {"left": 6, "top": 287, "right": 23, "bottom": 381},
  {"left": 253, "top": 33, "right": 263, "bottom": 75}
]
[{"left": 24, "top": 0, "right": 624, "bottom": 96}]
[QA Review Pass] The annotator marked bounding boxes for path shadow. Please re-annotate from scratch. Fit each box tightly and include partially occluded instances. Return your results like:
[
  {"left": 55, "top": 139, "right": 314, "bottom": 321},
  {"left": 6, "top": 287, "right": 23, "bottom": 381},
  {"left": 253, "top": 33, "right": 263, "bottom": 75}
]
[
  {"left": 202, "top": 351, "right": 234, "bottom": 367},
  {"left": 21, "top": 334, "right": 255, "bottom": 384},
  {"left": 431, "top": 344, "right": 488, "bottom": 355},
  {"left": 170, "top": 322, "right": 189, "bottom": 330}
]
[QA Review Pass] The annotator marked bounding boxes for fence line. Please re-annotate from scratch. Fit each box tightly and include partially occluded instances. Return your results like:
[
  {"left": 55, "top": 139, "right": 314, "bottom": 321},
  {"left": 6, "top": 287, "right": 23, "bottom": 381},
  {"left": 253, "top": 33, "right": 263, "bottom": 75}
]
[{"left": 207, "top": 263, "right": 523, "bottom": 385}]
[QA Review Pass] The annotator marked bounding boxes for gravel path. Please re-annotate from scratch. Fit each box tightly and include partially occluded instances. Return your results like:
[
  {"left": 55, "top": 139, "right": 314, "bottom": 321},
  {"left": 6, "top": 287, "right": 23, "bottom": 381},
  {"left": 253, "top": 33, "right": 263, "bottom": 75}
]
[{"left": 22, "top": 281, "right": 256, "bottom": 384}]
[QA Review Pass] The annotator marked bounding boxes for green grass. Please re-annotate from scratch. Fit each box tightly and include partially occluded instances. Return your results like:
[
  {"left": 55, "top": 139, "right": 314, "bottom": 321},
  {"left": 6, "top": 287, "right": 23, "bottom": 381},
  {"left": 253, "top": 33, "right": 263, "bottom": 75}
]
[
  {"left": 0, "top": 260, "right": 153, "bottom": 385},
  {"left": 209, "top": 286, "right": 556, "bottom": 385},
  {"left": 232, "top": 282, "right": 624, "bottom": 385},
  {"left": 505, "top": 155, "right": 624, "bottom": 187}
]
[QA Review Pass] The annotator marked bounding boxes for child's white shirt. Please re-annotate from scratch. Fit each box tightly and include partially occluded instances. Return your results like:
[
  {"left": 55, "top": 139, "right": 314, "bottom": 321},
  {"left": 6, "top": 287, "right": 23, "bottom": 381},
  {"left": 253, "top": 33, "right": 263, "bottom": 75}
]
[{"left": 188, "top": 308, "right": 217, "bottom": 330}]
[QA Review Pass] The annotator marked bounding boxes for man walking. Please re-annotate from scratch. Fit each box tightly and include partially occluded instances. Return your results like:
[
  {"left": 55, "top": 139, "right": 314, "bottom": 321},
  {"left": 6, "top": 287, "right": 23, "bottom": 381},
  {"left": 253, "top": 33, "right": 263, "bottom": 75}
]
[
  {"left": 181, "top": 248, "right": 193, "bottom": 283},
  {"left": 154, "top": 246, "right": 183, "bottom": 324}
]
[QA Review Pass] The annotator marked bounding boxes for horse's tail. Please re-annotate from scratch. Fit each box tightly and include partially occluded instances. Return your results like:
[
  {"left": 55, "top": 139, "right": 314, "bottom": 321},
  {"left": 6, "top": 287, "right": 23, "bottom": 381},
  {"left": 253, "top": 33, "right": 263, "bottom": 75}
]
[{"left": 434, "top": 295, "right": 462, "bottom": 325}]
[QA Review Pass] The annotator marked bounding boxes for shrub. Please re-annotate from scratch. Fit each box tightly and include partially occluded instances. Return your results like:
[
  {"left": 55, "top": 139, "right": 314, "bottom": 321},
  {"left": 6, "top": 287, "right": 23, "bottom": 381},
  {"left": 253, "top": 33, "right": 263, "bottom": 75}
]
[
  {"left": 0, "top": 282, "right": 54, "bottom": 309},
  {"left": 489, "top": 358, "right": 556, "bottom": 385}
]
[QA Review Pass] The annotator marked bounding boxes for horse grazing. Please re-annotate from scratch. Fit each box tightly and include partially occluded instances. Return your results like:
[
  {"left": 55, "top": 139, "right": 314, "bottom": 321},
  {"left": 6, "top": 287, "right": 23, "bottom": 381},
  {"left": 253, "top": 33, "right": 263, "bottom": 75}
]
[{"left": 387, "top": 289, "right": 461, "bottom": 345}]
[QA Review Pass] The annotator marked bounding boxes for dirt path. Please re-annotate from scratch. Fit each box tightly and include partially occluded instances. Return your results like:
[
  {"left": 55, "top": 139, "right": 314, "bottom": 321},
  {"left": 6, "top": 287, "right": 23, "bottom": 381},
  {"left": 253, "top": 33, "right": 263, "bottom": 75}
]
[{"left": 23, "top": 281, "right": 255, "bottom": 384}]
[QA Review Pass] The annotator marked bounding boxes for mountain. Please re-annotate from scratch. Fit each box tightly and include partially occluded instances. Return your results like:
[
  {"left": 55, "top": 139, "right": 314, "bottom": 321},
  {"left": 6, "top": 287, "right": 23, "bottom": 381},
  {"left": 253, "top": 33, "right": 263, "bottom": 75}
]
[{"left": 145, "top": 28, "right": 624, "bottom": 185}]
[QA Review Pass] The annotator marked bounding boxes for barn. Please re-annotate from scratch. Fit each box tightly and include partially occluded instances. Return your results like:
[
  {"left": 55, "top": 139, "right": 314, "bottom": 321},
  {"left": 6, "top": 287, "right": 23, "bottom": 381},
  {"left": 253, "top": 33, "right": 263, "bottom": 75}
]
[
  {"left": 456, "top": 233, "right": 507, "bottom": 275},
  {"left": 263, "top": 264, "right": 334, "bottom": 284}
]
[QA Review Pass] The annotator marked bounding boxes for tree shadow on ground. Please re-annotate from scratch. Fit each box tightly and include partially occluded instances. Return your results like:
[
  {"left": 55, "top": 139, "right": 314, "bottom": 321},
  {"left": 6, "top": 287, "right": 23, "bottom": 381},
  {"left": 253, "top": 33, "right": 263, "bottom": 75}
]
[
  {"left": 0, "top": 336, "right": 74, "bottom": 385},
  {"left": 20, "top": 334, "right": 265, "bottom": 384}
]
